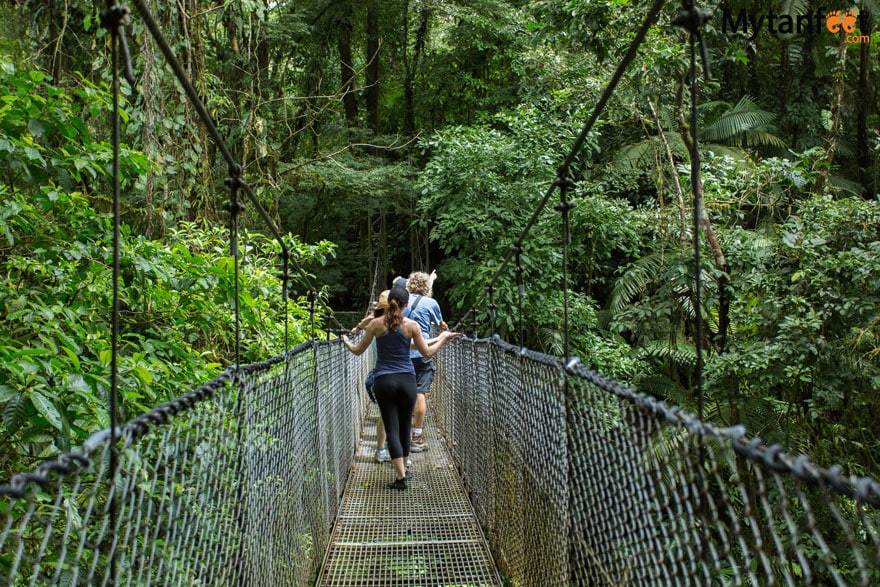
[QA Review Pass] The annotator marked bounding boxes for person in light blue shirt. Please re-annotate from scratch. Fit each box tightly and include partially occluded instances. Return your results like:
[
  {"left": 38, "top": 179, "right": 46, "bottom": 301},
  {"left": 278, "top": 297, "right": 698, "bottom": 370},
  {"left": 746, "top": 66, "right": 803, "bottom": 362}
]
[{"left": 403, "top": 271, "right": 447, "bottom": 453}]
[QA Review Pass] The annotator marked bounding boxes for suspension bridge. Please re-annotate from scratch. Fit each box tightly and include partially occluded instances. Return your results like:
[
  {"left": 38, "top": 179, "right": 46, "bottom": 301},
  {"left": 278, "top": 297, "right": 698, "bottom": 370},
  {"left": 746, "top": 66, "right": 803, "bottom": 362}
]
[{"left": 2, "top": 0, "right": 880, "bottom": 585}]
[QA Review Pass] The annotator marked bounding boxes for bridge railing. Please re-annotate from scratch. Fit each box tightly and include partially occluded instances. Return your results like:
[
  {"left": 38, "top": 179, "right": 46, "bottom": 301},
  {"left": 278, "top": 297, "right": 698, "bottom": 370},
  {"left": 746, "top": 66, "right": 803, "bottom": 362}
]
[
  {"left": 0, "top": 340, "right": 370, "bottom": 586},
  {"left": 434, "top": 336, "right": 880, "bottom": 586}
]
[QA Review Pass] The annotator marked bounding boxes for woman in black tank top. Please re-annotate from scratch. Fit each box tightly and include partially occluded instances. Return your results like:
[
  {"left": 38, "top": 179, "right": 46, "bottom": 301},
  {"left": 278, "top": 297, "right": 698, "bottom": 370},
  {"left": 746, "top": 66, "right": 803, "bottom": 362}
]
[{"left": 343, "top": 285, "right": 461, "bottom": 490}]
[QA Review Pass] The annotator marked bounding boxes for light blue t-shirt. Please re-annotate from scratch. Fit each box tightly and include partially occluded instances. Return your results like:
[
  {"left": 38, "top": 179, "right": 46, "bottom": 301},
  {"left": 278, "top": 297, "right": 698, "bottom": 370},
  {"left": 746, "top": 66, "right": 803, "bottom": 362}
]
[{"left": 404, "top": 295, "right": 443, "bottom": 359}]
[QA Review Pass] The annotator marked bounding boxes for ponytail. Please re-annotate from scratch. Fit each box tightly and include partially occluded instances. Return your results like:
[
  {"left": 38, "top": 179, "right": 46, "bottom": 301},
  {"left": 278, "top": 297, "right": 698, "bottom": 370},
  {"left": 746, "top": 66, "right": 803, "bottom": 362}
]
[{"left": 384, "top": 299, "right": 404, "bottom": 332}]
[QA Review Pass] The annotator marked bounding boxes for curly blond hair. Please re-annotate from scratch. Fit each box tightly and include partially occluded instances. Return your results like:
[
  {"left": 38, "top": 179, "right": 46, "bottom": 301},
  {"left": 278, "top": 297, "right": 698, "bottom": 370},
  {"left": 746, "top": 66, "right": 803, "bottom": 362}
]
[{"left": 406, "top": 271, "right": 431, "bottom": 296}]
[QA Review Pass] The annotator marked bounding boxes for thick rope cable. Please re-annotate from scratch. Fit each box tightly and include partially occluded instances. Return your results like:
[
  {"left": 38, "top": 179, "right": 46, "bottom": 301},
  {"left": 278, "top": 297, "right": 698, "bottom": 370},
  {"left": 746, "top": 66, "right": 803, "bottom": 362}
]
[{"left": 451, "top": 0, "right": 667, "bottom": 331}]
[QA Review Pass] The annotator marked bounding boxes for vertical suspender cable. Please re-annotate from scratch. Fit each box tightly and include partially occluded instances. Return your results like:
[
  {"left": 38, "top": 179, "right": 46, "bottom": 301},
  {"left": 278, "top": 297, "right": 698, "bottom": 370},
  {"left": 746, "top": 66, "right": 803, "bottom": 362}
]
[
  {"left": 225, "top": 169, "right": 243, "bottom": 369},
  {"left": 674, "top": 5, "right": 712, "bottom": 575},
  {"left": 672, "top": 4, "right": 711, "bottom": 422},
  {"left": 99, "top": 4, "right": 128, "bottom": 584},
  {"left": 487, "top": 285, "right": 497, "bottom": 337},
  {"left": 515, "top": 245, "right": 524, "bottom": 347},
  {"left": 689, "top": 32, "right": 705, "bottom": 421},
  {"left": 554, "top": 171, "right": 575, "bottom": 361},
  {"left": 282, "top": 251, "right": 290, "bottom": 352},
  {"left": 224, "top": 166, "right": 246, "bottom": 580}
]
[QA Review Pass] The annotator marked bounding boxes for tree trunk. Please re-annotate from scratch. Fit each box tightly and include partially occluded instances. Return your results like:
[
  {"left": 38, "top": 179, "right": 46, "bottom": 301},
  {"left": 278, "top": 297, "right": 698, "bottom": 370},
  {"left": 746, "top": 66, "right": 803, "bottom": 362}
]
[
  {"left": 403, "top": 4, "right": 430, "bottom": 135},
  {"left": 177, "top": 0, "right": 214, "bottom": 219},
  {"left": 365, "top": 0, "right": 380, "bottom": 133},
  {"left": 855, "top": 9, "right": 874, "bottom": 198},
  {"left": 338, "top": 4, "right": 358, "bottom": 128},
  {"left": 48, "top": 0, "right": 67, "bottom": 81}
]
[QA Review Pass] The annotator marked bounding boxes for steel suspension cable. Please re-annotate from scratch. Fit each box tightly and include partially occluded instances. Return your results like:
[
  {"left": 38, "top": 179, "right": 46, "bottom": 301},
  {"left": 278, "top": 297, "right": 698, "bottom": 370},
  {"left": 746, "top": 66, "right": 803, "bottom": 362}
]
[{"left": 451, "top": 0, "right": 667, "bottom": 331}]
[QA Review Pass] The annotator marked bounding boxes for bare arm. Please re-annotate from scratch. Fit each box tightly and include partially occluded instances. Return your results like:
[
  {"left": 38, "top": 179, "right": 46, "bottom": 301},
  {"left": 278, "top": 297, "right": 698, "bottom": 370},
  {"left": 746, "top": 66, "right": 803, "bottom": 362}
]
[
  {"left": 406, "top": 320, "right": 461, "bottom": 358},
  {"left": 342, "top": 318, "right": 379, "bottom": 355}
]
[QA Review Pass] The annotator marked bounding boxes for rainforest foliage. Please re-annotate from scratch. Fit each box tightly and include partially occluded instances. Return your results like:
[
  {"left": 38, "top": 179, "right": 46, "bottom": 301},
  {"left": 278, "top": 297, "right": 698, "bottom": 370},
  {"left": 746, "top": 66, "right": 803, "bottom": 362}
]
[{"left": 0, "top": 0, "right": 878, "bottom": 484}]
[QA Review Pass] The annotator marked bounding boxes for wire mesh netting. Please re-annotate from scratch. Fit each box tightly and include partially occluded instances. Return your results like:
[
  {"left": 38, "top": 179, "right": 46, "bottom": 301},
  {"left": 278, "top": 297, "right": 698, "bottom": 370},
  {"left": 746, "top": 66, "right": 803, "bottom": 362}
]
[
  {"left": 433, "top": 336, "right": 880, "bottom": 586},
  {"left": 0, "top": 340, "right": 369, "bottom": 586},
  {"left": 316, "top": 402, "right": 502, "bottom": 586},
  {"left": 3, "top": 335, "right": 880, "bottom": 586}
]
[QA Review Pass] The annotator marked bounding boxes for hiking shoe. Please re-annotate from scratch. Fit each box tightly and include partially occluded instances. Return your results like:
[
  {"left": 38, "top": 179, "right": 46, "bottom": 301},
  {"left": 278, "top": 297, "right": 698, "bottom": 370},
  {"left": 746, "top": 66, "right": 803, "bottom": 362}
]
[
  {"left": 387, "top": 477, "right": 408, "bottom": 491},
  {"left": 375, "top": 448, "right": 391, "bottom": 463},
  {"left": 410, "top": 433, "right": 428, "bottom": 453}
]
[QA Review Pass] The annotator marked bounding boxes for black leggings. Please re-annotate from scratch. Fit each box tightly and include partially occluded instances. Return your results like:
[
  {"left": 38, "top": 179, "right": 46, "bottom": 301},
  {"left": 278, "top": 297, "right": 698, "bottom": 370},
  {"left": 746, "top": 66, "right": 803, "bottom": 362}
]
[{"left": 374, "top": 372, "right": 417, "bottom": 460}]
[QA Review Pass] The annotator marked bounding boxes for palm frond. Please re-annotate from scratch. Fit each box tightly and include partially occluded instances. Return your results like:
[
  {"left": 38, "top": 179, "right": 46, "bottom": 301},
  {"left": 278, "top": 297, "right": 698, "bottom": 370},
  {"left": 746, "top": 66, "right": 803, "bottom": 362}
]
[
  {"left": 638, "top": 340, "right": 698, "bottom": 369},
  {"left": 612, "top": 139, "right": 658, "bottom": 171},
  {"left": 700, "top": 95, "right": 785, "bottom": 149},
  {"left": 778, "top": 0, "right": 812, "bottom": 16},
  {"left": 830, "top": 174, "right": 865, "bottom": 196},
  {"left": 607, "top": 253, "right": 668, "bottom": 315},
  {"left": 613, "top": 133, "right": 688, "bottom": 173}
]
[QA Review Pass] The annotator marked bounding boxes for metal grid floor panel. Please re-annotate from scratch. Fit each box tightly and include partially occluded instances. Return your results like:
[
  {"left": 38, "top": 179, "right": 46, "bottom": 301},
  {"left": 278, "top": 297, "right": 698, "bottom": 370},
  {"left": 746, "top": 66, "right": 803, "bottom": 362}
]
[{"left": 317, "top": 404, "right": 502, "bottom": 586}]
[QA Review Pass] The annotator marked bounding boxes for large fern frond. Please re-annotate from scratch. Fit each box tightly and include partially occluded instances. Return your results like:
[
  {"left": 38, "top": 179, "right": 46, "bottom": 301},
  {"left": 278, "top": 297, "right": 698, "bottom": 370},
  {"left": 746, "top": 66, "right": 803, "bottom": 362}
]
[
  {"left": 613, "top": 139, "right": 658, "bottom": 171},
  {"left": 638, "top": 340, "right": 698, "bottom": 369},
  {"left": 612, "top": 134, "right": 688, "bottom": 172},
  {"left": 607, "top": 253, "right": 668, "bottom": 315},
  {"left": 700, "top": 95, "right": 786, "bottom": 149}
]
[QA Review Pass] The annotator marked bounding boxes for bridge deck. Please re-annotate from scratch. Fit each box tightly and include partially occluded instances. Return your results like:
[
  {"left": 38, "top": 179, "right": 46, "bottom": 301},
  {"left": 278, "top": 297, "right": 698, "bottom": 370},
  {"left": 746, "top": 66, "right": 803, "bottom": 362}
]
[{"left": 316, "top": 403, "right": 502, "bottom": 586}]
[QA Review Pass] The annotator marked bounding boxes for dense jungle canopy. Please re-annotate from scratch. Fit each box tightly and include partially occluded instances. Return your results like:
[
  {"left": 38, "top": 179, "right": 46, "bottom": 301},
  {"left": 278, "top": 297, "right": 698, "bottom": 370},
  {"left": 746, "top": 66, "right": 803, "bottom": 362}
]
[{"left": 0, "top": 0, "right": 878, "bottom": 486}]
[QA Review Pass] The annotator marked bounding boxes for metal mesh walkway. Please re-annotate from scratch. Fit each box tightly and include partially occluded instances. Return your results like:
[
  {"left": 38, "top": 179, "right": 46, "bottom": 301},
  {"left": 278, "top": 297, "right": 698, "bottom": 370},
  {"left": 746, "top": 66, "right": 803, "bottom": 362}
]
[{"left": 316, "top": 403, "right": 502, "bottom": 586}]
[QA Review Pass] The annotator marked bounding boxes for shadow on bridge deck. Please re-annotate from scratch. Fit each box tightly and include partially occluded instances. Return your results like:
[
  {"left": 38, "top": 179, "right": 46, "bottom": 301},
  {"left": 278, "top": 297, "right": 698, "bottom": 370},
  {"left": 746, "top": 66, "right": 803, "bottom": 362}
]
[{"left": 316, "top": 403, "right": 502, "bottom": 586}]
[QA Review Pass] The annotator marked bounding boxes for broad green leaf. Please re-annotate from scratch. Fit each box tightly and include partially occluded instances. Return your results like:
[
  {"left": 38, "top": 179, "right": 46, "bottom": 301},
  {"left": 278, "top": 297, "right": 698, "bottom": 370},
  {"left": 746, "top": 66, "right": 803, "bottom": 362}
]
[
  {"left": 3, "top": 395, "right": 27, "bottom": 434},
  {"left": 31, "top": 391, "right": 64, "bottom": 431},
  {"left": 65, "top": 374, "right": 90, "bottom": 392},
  {"left": 0, "top": 385, "right": 17, "bottom": 402},
  {"left": 133, "top": 366, "right": 154, "bottom": 385}
]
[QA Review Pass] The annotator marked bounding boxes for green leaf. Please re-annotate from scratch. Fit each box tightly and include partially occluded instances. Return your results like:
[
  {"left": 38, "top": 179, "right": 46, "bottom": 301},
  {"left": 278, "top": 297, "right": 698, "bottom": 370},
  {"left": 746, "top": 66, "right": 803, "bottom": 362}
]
[
  {"left": 30, "top": 391, "right": 64, "bottom": 431},
  {"left": 3, "top": 394, "right": 27, "bottom": 434},
  {"left": 133, "top": 366, "right": 154, "bottom": 385},
  {"left": 64, "top": 374, "right": 90, "bottom": 392},
  {"left": 0, "top": 385, "right": 17, "bottom": 403}
]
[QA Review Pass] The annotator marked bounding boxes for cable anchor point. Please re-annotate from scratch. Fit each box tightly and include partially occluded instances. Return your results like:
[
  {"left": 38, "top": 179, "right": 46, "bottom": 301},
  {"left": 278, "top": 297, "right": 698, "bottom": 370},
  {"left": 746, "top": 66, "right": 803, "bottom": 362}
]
[{"left": 673, "top": 4, "right": 713, "bottom": 80}]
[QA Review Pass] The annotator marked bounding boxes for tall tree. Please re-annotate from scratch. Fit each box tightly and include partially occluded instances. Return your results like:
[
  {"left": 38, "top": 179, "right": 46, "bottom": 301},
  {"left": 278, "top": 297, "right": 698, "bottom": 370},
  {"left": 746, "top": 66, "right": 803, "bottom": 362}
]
[
  {"left": 365, "top": 0, "right": 379, "bottom": 132},
  {"left": 338, "top": 2, "right": 359, "bottom": 128}
]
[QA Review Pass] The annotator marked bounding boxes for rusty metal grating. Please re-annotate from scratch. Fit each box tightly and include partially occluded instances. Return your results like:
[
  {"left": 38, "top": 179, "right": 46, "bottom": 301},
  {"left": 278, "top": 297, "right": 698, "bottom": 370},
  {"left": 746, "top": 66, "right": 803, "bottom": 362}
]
[{"left": 316, "top": 404, "right": 502, "bottom": 586}]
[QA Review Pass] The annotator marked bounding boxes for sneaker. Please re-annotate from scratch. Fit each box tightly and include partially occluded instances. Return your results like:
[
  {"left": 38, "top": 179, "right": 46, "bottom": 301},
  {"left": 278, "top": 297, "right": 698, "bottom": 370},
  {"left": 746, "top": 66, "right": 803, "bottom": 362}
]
[
  {"left": 387, "top": 477, "right": 408, "bottom": 491},
  {"left": 410, "top": 433, "right": 428, "bottom": 453},
  {"left": 375, "top": 448, "right": 391, "bottom": 463},
  {"left": 406, "top": 459, "right": 412, "bottom": 468}
]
